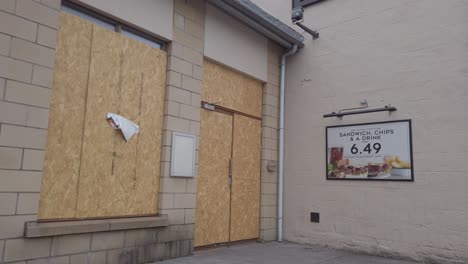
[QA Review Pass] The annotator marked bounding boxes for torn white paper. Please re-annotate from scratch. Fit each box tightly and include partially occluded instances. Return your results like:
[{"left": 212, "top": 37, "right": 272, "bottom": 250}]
[{"left": 106, "top": 113, "right": 139, "bottom": 142}]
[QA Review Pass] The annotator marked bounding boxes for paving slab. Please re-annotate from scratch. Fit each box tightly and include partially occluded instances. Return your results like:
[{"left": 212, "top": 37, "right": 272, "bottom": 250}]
[{"left": 157, "top": 242, "right": 420, "bottom": 264}]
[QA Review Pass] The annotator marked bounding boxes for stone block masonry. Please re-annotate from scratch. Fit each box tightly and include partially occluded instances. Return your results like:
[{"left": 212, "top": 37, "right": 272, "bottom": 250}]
[
  {"left": 259, "top": 41, "right": 283, "bottom": 242},
  {"left": 0, "top": 1, "right": 60, "bottom": 263},
  {"left": 158, "top": 0, "right": 205, "bottom": 234},
  {"left": 0, "top": 0, "right": 202, "bottom": 263},
  {"left": 1, "top": 225, "right": 194, "bottom": 263},
  {"left": 1, "top": 0, "right": 285, "bottom": 262},
  {"left": 275, "top": 0, "right": 468, "bottom": 263}
]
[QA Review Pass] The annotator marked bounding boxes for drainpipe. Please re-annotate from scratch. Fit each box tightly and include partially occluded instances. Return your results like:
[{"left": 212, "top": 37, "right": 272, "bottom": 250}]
[{"left": 278, "top": 44, "right": 298, "bottom": 242}]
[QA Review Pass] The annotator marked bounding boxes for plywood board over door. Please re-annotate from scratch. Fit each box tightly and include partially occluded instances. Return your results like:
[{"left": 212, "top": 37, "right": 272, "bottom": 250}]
[
  {"left": 38, "top": 12, "right": 167, "bottom": 220},
  {"left": 202, "top": 59, "right": 263, "bottom": 118},
  {"left": 196, "top": 59, "right": 263, "bottom": 247},
  {"left": 195, "top": 110, "right": 233, "bottom": 247},
  {"left": 230, "top": 114, "right": 262, "bottom": 242}
]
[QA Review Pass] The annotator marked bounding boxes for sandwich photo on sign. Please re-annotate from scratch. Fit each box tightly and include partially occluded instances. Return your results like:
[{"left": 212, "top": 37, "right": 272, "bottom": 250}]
[{"left": 326, "top": 120, "right": 414, "bottom": 181}]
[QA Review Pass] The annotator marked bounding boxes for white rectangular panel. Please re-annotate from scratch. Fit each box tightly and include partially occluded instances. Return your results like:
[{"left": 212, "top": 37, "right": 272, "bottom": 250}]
[{"left": 171, "top": 132, "right": 196, "bottom": 177}]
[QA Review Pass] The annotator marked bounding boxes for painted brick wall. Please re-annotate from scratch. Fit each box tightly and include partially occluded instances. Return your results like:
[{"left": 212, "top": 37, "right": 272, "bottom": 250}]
[
  {"left": 0, "top": 0, "right": 284, "bottom": 261},
  {"left": 158, "top": 0, "right": 205, "bottom": 231},
  {"left": 259, "top": 41, "right": 283, "bottom": 241},
  {"left": 278, "top": 0, "right": 468, "bottom": 263},
  {"left": 0, "top": 0, "right": 200, "bottom": 263},
  {"left": 0, "top": 0, "right": 59, "bottom": 262}
]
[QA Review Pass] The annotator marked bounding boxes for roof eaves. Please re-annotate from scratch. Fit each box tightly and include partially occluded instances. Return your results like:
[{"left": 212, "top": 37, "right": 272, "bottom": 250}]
[{"left": 208, "top": 0, "right": 304, "bottom": 49}]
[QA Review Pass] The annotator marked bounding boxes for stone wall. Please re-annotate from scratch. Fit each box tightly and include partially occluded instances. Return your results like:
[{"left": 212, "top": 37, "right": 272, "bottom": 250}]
[
  {"left": 259, "top": 41, "right": 282, "bottom": 242},
  {"left": 0, "top": 0, "right": 59, "bottom": 262},
  {"left": 2, "top": 225, "right": 193, "bottom": 263},
  {"left": 158, "top": 0, "right": 205, "bottom": 231},
  {"left": 0, "top": 0, "right": 203, "bottom": 263},
  {"left": 0, "top": 0, "right": 284, "bottom": 262},
  {"left": 276, "top": 0, "right": 468, "bottom": 263}
]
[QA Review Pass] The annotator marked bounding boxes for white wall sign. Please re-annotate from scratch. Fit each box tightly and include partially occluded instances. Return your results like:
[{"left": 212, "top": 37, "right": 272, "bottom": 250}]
[
  {"left": 326, "top": 120, "right": 414, "bottom": 181},
  {"left": 171, "top": 132, "right": 196, "bottom": 177}
]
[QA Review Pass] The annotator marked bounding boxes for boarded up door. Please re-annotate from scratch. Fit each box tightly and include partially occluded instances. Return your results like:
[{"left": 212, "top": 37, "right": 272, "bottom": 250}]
[
  {"left": 38, "top": 12, "right": 166, "bottom": 220},
  {"left": 230, "top": 115, "right": 261, "bottom": 241},
  {"left": 195, "top": 110, "right": 233, "bottom": 247},
  {"left": 195, "top": 60, "right": 262, "bottom": 247}
]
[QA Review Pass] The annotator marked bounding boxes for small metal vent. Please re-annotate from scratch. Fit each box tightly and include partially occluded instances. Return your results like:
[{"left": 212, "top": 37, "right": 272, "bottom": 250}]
[{"left": 310, "top": 212, "right": 320, "bottom": 223}]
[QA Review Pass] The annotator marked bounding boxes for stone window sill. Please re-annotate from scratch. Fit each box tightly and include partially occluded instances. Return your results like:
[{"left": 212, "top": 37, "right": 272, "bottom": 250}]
[{"left": 25, "top": 215, "right": 169, "bottom": 238}]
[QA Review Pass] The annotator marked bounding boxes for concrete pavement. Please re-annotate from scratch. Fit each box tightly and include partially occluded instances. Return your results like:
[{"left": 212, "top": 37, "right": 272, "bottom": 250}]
[{"left": 157, "top": 242, "right": 421, "bottom": 264}]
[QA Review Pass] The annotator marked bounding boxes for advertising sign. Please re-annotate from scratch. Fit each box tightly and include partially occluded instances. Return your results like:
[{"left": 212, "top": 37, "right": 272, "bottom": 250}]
[{"left": 326, "top": 120, "right": 414, "bottom": 181}]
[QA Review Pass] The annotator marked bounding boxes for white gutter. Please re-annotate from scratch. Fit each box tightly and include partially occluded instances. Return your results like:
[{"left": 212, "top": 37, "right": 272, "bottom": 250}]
[{"left": 278, "top": 44, "right": 298, "bottom": 242}]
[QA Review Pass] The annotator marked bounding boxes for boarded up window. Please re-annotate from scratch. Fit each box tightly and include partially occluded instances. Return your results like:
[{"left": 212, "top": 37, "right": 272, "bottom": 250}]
[{"left": 38, "top": 12, "right": 167, "bottom": 220}]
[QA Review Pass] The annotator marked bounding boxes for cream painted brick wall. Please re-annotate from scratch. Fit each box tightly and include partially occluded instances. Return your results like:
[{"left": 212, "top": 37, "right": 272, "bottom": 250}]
[
  {"left": 39, "top": 0, "right": 61, "bottom": 10},
  {"left": 159, "top": 193, "right": 175, "bottom": 209},
  {"left": 0, "top": 193, "right": 17, "bottom": 215},
  {"left": 0, "top": 78, "right": 4, "bottom": 99},
  {"left": 159, "top": 0, "right": 205, "bottom": 228},
  {"left": 3, "top": 237, "right": 51, "bottom": 262},
  {"left": 0, "top": 170, "right": 42, "bottom": 192},
  {"left": 0, "top": 1, "right": 198, "bottom": 263},
  {"left": 10, "top": 38, "right": 55, "bottom": 68},
  {"left": 0, "top": 0, "right": 15, "bottom": 13},
  {"left": 166, "top": 86, "right": 192, "bottom": 105},
  {"left": 31, "top": 65, "right": 53, "bottom": 88},
  {"left": 16, "top": 0, "right": 59, "bottom": 29},
  {"left": 5, "top": 80, "right": 51, "bottom": 108},
  {"left": 52, "top": 234, "right": 91, "bottom": 256},
  {"left": 0, "top": 1, "right": 59, "bottom": 262},
  {"left": 168, "top": 56, "right": 193, "bottom": 76},
  {"left": 37, "top": 25, "right": 57, "bottom": 49},
  {"left": 0, "top": 33, "right": 10, "bottom": 56},
  {"left": 0, "top": 124, "right": 47, "bottom": 149},
  {"left": 0, "top": 101, "right": 28, "bottom": 125},
  {"left": 0, "top": 146, "right": 22, "bottom": 169},
  {"left": 181, "top": 75, "right": 202, "bottom": 94},
  {"left": 22, "top": 149, "right": 45, "bottom": 170},
  {"left": 26, "top": 107, "right": 49, "bottom": 129},
  {"left": 167, "top": 70, "right": 182, "bottom": 87},
  {"left": 259, "top": 41, "right": 282, "bottom": 242},
  {"left": 0, "top": 56, "right": 33, "bottom": 83},
  {"left": 184, "top": 209, "right": 195, "bottom": 224},
  {"left": 261, "top": 0, "right": 468, "bottom": 263},
  {"left": 173, "top": 194, "right": 196, "bottom": 209},
  {"left": 91, "top": 232, "right": 124, "bottom": 251},
  {"left": 0, "top": 215, "right": 37, "bottom": 239},
  {"left": 16, "top": 193, "right": 39, "bottom": 215},
  {"left": 0, "top": 11, "right": 37, "bottom": 41},
  {"left": 159, "top": 209, "right": 185, "bottom": 225}
]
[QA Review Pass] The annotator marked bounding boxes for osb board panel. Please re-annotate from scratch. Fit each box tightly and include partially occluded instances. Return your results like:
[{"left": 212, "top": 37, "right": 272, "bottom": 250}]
[
  {"left": 75, "top": 25, "right": 121, "bottom": 218},
  {"left": 125, "top": 34, "right": 166, "bottom": 215},
  {"left": 202, "top": 60, "right": 263, "bottom": 118},
  {"left": 195, "top": 110, "right": 233, "bottom": 247},
  {"left": 230, "top": 178, "right": 260, "bottom": 241},
  {"left": 230, "top": 114, "right": 261, "bottom": 241},
  {"left": 76, "top": 26, "right": 167, "bottom": 218},
  {"left": 38, "top": 13, "right": 166, "bottom": 220},
  {"left": 38, "top": 13, "right": 92, "bottom": 220}
]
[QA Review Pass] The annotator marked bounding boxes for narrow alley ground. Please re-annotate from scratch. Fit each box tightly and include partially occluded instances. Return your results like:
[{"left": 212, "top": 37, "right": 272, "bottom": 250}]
[{"left": 157, "top": 242, "right": 421, "bottom": 264}]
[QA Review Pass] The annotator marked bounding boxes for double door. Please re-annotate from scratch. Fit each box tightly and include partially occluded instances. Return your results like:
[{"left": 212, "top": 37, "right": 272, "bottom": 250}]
[{"left": 194, "top": 108, "right": 261, "bottom": 247}]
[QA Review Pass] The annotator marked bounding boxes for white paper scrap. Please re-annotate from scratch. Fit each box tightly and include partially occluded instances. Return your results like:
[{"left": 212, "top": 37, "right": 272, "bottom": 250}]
[{"left": 106, "top": 113, "right": 139, "bottom": 142}]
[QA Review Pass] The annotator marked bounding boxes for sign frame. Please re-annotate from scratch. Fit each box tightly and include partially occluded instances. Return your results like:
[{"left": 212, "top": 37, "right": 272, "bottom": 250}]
[{"left": 325, "top": 119, "right": 414, "bottom": 182}]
